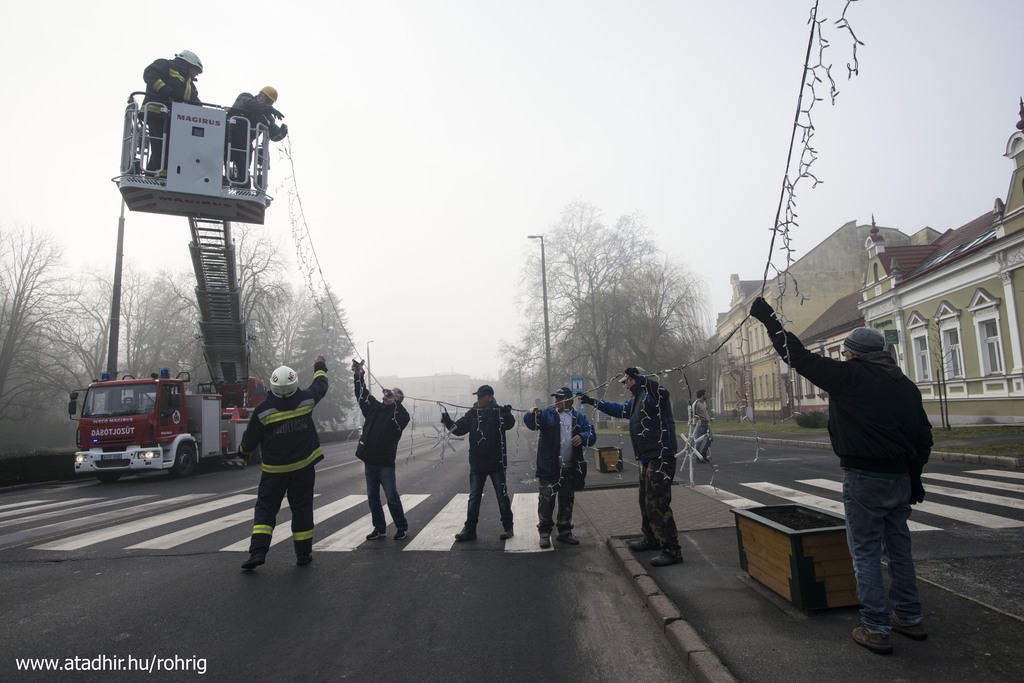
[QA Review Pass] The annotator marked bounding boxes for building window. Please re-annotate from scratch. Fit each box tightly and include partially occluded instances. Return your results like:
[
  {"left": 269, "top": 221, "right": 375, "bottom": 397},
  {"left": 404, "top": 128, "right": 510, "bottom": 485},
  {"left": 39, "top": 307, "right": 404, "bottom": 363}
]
[
  {"left": 978, "top": 319, "right": 1004, "bottom": 375},
  {"left": 941, "top": 327, "right": 963, "bottom": 378},
  {"left": 912, "top": 334, "right": 931, "bottom": 381}
]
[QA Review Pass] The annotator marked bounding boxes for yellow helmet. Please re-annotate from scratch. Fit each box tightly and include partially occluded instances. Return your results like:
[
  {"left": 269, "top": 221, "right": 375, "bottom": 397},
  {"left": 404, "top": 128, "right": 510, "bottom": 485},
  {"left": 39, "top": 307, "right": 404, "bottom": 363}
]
[{"left": 260, "top": 86, "right": 279, "bottom": 103}]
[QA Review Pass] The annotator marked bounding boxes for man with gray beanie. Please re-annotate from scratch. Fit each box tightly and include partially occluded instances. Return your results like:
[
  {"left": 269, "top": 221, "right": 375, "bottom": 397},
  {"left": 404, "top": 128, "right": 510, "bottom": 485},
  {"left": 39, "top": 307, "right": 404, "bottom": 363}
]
[{"left": 750, "top": 297, "right": 932, "bottom": 656}]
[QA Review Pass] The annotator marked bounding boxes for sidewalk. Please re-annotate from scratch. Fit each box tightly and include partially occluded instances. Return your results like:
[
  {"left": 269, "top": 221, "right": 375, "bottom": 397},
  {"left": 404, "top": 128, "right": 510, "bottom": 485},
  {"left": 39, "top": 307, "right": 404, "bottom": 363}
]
[{"left": 574, "top": 436, "right": 1024, "bottom": 682}]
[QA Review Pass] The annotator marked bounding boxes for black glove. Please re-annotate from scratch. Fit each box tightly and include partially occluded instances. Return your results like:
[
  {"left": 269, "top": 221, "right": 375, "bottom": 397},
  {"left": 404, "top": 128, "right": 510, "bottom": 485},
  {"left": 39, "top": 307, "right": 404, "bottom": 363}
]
[
  {"left": 500, "top": 404, "right": 513, "bottom": 415},
  {"left": 272, "top": 124, "right": 288, "bottom": 142},
  {"left": 440, "top": 410, "right": 453, "bottom": 428},
  {"left": 750, "top": 297, "right": 783, "bottom": 335},
  {"left": 351, "top": 359, "right": 364, "bottom": 376},
  {"left": 579, "top": 394, "right": 596, "bottom": 406},
  {"left": 909, "top": 472, "right": 925, "bottom": 504}
]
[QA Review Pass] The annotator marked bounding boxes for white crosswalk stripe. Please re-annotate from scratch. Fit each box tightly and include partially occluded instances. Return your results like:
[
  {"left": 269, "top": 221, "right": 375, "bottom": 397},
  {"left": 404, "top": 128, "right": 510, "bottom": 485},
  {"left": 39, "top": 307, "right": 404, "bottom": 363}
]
[
  {"left": 402, "top": 494, "right": 467, "bottom": 552},
  {"left": 9, "top": 469, "right": 1024, "bottom": 554},
  {"left": 505, "top": 492, "right": 553, "bottom": 553},
  {"left": 740, "top": 482, "right": 941, "bottom": 531},
  {"left": 33, "top": 495, "right": 251, "bottom": 551},
  {"left": 315, "top": 494, "right": 431, "bottom": 551},
  {"left": 0, "top": 495, "right": 205, "bottom": 549},
  {"left": 924, "top": 472, "right": 1024, "bottom": 494},
  {"left": 221, "top": 494, "right": 365, "bottom": 552},
  {"left": 799, "top": 479, "right": 1024, "bottom": 529}
]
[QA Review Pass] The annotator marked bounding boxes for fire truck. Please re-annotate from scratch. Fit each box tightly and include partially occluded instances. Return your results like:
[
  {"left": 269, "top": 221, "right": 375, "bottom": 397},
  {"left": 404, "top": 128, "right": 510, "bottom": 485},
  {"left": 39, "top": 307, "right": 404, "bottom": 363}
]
[{"left": 69, "top": 94, "right": 276, "bottom": 482}]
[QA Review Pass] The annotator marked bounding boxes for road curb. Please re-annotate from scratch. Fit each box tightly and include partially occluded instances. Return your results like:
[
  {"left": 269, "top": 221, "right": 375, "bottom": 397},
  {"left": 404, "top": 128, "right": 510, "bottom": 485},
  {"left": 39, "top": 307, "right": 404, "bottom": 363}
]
[
  {"left": 716, "top": 434, "right": 1023, "bottom": 468},
  {"left": 606, "top": 538, "right": 738, "bottom": 682}
]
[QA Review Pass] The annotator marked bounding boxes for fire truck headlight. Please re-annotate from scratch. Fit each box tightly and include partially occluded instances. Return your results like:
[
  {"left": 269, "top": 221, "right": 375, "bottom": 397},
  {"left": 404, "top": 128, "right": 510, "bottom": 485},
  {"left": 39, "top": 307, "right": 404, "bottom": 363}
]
[
  {"left": 75, "top": 454, "right": 86, "bottom": 463},
  {"left": 141, "top": 450, "right": 159, "bottom": 460}
]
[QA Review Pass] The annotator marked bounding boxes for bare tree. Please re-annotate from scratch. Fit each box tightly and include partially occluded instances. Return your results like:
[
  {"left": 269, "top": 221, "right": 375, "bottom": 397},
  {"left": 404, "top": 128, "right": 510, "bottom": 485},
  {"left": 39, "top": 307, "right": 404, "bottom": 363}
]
[{"left": 0, "top": 226, "right": 65, "bottom": 422}]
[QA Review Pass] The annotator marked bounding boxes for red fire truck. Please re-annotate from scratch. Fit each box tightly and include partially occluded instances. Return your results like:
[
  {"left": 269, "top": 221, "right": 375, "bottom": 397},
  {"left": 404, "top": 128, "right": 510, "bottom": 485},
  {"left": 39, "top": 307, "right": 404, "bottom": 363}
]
[{"left": 69, "top": 94, "right": 276, "bottom": 482}]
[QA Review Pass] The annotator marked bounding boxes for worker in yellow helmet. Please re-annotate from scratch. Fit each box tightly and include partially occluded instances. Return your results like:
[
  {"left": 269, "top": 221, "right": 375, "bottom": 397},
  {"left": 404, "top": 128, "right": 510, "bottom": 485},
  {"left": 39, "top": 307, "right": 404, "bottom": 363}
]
[{"left": 226, "top": 85, "right": 288, "bottom": 187}]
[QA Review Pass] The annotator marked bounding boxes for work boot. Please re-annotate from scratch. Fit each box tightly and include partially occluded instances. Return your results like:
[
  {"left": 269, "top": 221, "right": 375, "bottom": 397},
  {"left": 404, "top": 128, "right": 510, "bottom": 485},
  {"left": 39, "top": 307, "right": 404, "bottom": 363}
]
[
  {"left": 557, "top": 532, "right": 579, "bottom": 545},
  {"left": 500, "top": 527, "right": 514, "bottom": 540},
  {"left": 455, "top": 526, "right": 477, "bottom": 542},
  {"left": 296, "top": 554, "right": 313, "bottom": 566},
  {"left": 539, "top": 534, "right": 552, "bottom": 549},
  {"left": 241, "top": 550, "right": 266, "bottom": 570},
  {"left": 627, "top": 538, "right": 656, "bottom": 552},
  {"left": 650, "top": 552, "right": 683, "bottom": 567},
  {"left": 852, "top": 626, "right": 893, "bottom": 654},
  {"left": 890, "top": 614, "right": 927, "bottom": 640}
]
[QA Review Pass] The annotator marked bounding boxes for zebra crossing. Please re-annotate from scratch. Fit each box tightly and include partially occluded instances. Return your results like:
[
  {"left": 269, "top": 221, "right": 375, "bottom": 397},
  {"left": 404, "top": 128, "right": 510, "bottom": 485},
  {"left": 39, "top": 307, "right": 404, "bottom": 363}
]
[
  {"left": 695, "top": 468, "right": 1024, "bottom": 531},
  {"left": 0, "top": 490, "right": 560, "bottom": 556}
]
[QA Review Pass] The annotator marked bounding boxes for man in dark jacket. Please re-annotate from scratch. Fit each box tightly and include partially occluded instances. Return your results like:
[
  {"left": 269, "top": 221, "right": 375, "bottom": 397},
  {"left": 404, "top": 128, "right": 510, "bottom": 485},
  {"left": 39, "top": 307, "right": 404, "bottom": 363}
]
[
  {"left": 750, "top": 297, "right": 932, "bottom": 655},
  {"left": 226, "top": 86, "right": 288, "bottom": 187},
  {"left": 525, "top": 387, "right": 597, "bottom": 548},
  {"left": 353, "top": 360, "right": 411, "bottom": 541},
  {"left": 581, "top": 368, "right": 682, "bottom": 567},
  {"left": 141, "top": 50, "right": 203, "bottom": 174},
  {"left": 441, "top": 385, "right": 515, "bottom": 541},
  {"left": 238, "top": 355, "right": 329, "bottom": 570}
]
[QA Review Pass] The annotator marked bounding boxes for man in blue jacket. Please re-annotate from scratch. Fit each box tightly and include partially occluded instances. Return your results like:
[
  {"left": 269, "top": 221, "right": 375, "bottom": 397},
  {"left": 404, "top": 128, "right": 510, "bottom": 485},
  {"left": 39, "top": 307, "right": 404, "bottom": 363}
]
[
  {"left": 524, "top": 387, "right": 597, "bottom": 548},
  {"left": 751, "top": 297, "right": 932, "bottom": 655},
  {"left": 581, "top": 368, "right": 682, "bottom": 567}
]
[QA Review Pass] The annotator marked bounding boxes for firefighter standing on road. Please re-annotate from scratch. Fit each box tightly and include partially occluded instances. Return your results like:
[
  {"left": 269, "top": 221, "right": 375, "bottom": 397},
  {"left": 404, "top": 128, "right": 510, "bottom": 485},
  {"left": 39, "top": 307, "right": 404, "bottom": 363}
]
[
  {"left": 239, "top": 354, "right": 329, "bottom": 570},
  {"left": 141, "top": 50, "right": 203, "bottom": 175}
]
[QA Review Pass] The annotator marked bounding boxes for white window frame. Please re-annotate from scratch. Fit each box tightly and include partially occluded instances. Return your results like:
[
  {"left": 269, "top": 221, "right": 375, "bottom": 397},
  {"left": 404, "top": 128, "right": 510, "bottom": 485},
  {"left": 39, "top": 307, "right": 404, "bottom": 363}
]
[
  {"left": 969, "top": 289, "right": 1005, "bottom": 377},
  {"left": 934, "top": 301, "right": 964, "bottom": 380},
  {"left": 906, "top": 311, "right": 931, "bottom": 383}
]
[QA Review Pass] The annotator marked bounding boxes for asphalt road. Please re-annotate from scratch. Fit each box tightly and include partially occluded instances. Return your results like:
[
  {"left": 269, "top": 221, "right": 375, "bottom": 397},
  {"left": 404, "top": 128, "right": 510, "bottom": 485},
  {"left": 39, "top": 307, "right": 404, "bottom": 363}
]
[{"left": 0, "top": 425, "right": 690, "bottom": 682}]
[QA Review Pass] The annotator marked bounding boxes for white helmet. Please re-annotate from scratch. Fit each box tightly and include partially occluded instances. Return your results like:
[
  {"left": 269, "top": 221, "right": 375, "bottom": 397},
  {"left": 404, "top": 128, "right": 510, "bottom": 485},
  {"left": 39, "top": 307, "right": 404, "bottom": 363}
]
[
  {"left": 175, "top": 50, "right": 204, "bottom": 73},
  {"left": 270, "top": 366, "right": 298, "bottom": 397}
]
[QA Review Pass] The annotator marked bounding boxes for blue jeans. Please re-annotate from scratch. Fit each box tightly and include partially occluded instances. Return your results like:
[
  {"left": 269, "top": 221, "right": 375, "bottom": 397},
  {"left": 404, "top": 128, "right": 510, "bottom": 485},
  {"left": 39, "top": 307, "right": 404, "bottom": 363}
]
[
  {"left": 693, "top": 425, "right": 712, "bottom": 457},
  {"left": 466, "top": 468, "right": 513, "bottom": 531},
  {"left": 842, "top": 469, "right": 923, "bottom": 633},
  {"left": 364, "top": 464, "right": 407, "bottom": 533}
]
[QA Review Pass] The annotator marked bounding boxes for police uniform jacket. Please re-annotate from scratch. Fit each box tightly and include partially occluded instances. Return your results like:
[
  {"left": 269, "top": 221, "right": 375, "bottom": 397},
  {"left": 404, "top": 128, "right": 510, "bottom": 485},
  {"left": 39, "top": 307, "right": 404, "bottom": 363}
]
[{"left": 239, "top": 361, "right": 329, "bottom": 473}]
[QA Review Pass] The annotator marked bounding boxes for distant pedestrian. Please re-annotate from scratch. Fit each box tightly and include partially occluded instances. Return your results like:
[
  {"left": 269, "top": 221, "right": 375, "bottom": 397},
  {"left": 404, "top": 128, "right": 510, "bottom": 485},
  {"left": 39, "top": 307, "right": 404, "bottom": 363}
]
[
  {"left": 353, "top": 360, "right": 411, "bottom": 541},
  {"left": 524, "top": 387, "right": 597, "bottom": 548},
  {"left": 440, "top": 385, "right": 515, "bottom": 541},
  {"left": 581, "top": 368, "right": 682, "bottom": 567},
  {"left": 238, "top": 354, "right": 329, "bottom": 570},
  {"left": 691, "top": 389, "right": 713, "bottom": 462},
  {"left": 750, "top": 297, "right": 932, "bottom": 654}
]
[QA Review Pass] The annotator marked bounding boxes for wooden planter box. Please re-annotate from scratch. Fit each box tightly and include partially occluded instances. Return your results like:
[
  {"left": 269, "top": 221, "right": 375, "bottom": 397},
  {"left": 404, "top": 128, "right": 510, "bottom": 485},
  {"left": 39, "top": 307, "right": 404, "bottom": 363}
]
[
  {"left": 591, "top": 446, "right": 623, "bottom": 473},
  {"left": 732, "top": 504, "right": 858, "bottom": 611}
]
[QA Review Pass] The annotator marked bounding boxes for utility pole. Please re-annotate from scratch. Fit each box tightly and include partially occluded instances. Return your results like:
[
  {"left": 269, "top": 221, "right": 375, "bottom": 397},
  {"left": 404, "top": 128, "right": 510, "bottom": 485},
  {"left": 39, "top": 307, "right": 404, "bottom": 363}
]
[
  {"left": 527, "top": 235, "right": 552, "bottom": 396},
  {"left": 105, "top": 201, "right": 127, "bottom": 378}
]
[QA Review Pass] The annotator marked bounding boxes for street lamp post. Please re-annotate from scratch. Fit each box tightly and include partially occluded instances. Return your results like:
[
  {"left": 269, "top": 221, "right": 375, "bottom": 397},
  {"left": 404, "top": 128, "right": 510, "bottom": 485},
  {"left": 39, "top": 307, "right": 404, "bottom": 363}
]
[
  {"left": 366, "top": 340, "right": 374, "bottom": 393},
  {"left": 527, "top": 235, "right": 552, "bottom": 396}
]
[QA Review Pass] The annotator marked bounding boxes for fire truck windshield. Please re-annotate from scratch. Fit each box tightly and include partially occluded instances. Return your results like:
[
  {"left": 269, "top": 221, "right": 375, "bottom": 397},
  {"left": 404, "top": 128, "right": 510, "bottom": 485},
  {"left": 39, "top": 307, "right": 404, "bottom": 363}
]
[{"left": 82, "top": 383, "right": 158, "bottom": 417}]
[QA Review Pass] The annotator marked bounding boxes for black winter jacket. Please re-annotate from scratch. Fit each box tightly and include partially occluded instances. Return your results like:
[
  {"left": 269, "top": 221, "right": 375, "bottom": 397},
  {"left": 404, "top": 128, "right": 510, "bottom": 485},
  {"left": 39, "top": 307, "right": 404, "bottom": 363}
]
[
  {"left": 524, "top": 407, "right": 597, "bottom": 481},
  {"left": 354, "top": 374, "right": 409, "bottom": 467},
  {"left": 447, "top": 399, "right": 515, "bottom": 472},
  {"left": 239, "top": 361, "right": 329, "bottom": 473},
  {"left": 593, "top": 377, "right": 678, "bottom": 464},
  {"left": 772, "top": 331, "right": 932, "bottom": 474},
  {"left": 227, "top": 92, "right": 287, "bottom": 142}
]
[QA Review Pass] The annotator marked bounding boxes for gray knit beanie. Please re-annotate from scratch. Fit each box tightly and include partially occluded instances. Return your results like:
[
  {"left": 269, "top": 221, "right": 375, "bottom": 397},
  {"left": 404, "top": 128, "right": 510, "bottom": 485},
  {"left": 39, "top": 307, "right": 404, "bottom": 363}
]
[{"left": 844, "top": 327, "right": 885, "bottom": 356}]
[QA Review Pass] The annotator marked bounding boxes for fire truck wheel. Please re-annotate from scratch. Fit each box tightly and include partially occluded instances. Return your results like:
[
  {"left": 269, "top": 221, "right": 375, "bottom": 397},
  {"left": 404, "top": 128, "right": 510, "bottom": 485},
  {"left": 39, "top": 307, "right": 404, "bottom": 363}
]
[
  {"left": 170, "top": 442, "right": 197, "bottom": 478},
  {"left": 95, "top": 472, "right": 122, "bottom": 483}
]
